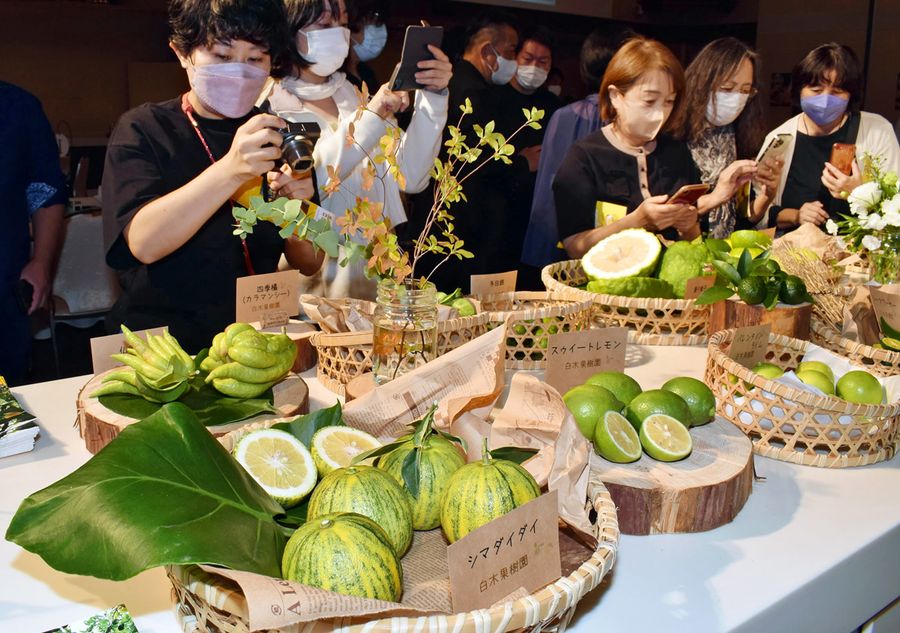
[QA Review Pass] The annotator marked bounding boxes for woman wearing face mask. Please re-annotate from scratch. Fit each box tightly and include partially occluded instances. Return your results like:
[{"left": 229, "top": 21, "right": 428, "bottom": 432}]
[
  {"left": 266, "top": 0, "right": 452, "bottom": 299},
  {"left": 763, "top": 43, "right": 900, "bottom": 232},
  {"left": 101, "top": 0, "right": 321, "bottom": 353},
  {"left": 553, "top": 37, "right": 756, "bottom": 258},
  {"left": 676, "top": 38, "right": 778, "bottom": 238},
  {"left": 344, "top": 0, "right": 386, "bottom": 91}
]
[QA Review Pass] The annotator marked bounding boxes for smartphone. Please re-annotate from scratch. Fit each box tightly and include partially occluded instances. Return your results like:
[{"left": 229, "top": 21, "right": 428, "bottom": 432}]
[
  {"left": 830, "top": 142, "right": 856, "bottom": 175},
  {"left": 758, "top": 133, "right": 792, "bottom": 164},
  {"left": 667, "top": 183, "right": 710, "bottom": 205},
  {"left": 388, "top": 25, "right": 444, "bottom": 92}
]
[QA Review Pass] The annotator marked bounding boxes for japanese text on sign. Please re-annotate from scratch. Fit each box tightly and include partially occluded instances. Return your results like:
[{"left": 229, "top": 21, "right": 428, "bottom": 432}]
[
  {"left": 470, "top": 270, "right": 517, "bottom": 297},
  {"left": 544, "top": 327, "right": 628, "bottom": 395},
  {"left": 236, "top": 270, "right": 300, "bottom": 326},
  {"left": 728, "top": 323, "right": 772, "bottom": 369}
]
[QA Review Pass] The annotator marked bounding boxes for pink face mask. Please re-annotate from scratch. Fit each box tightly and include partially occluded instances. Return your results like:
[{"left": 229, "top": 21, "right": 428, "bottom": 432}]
[{"left": 190, "top": 61, "right": 268, "bottom": 118}]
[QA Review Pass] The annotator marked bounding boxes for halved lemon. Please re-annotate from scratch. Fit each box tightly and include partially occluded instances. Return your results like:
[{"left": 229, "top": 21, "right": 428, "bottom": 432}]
[
  {"left": 593, "top": 410, "right": 641, "bottom": 463},
  {"left": 639, "top": 413, "right": 693, "bottom": 462},
  {"left": 311, "top": 426, "right": 381, "bottom": 476},
  {"left": 234, "top": 428, "right": 317, "bottom": 507}
]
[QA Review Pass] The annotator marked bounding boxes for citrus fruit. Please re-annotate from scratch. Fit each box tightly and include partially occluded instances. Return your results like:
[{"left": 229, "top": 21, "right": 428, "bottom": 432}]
[
  {"left": 582, "top": 228, "right": 662, "bottom": 280},
  {"left": 625, "top": 389, "right": 692, "bottom": 431},
  {"left": 593, "top": 410, "right": 641, "bottom": 463},
  {"left": 657, "top": 241, "right": 712, "bottom": 298},
  {"left": 378, "top": 434, "right": 466, "bottom": 530},
  {"left": 796, "top": 361, "right": 834, "bottom": 384},
  {"left": 311, "top": 426, "right": 381, "bottom": 476},
  {"left": 586, "top": 277, "right": 674, "bottom": 298},
  {"left": 451, "top": 297, "right": 477, "bottom": 316},
  {"left": 639, "top": 413, "right": 693, "bottom": 462},
  {"left": 779, "top": 275, "right": 809, "bottom": 305},
  {"left": 737, "top": 277, "right": 766, "bottom": 305},
  {"left": 308, "top": 465, "right": 414, "bottom": 555},
  {"left": 585, "top": 371, "right": 643, "bottom": 405},
  {"left": 233, "top": 428, "right": 317, "bottom": 508},
  {"left": 660, "top": 376, "right": 716, "bottom": 427},
  {"left": 752, "top": 361, "right": 784, "bottom": 380},
  {"left": 440, "top": 448, "right": 540, "bottom": 543},
  {"left": 836, "top": 370, "right": 884, "bottom": 405},
  {"left": 282, "top": 512, "right": 402, "bottom": 601},
  {"left": 729, "top": 229, "right": 772, "bottom": 250},
  {"left": 729, "top": 246, "right": 763, "bottom": 260},
  {"left": 880, "top": 337, "right": 900, "bottom": 352},
  {"left": 563, "top": 384, "right": 624, "bottom": 440},
  {"left": 880, "top": 317, "right": 900, "bottom": 340},
  {"left": 795, "top": 369, "right": 835, "bottom": 395}
]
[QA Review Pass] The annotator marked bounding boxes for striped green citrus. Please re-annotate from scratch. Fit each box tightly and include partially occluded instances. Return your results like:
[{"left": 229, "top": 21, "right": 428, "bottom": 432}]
[
  {"left": 281, "top": 512, "right": 402, "bottom": 601},
  {"left": 379, "top": 435, "right": 467, "bottom": 530},
  {"left": 307, "top": 465, "right": 413, "bottom": 556}
]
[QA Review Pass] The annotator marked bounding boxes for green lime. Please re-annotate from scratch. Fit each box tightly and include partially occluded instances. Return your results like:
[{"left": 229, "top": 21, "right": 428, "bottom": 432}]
[
  {"left": 585, "top": 371, "right": 643, "bottom": 405},
  {"left": 729, "top": 229, "right": 772, "bottom": 250},
  {"left": 660, "top": 376, "right": 716, "bottom": 427},
  {"left": 796, "top": 361, "right": 834, "bottom": 384},
  {"left": 513, "top": 324, "right": 527, "bottom": 336},
  {"left": 592, "top": 411, "right": 642, "bottom": 463},
  {"left": 451, "top": 297, "right": 476, "bottom": 316},
  {"left": 836, "top": 370, "right": 884, "bottom": 405},
  {"left": 563, "top": 384, "right": 624, "bottom": 440},
  {"left": 729, "top": 246, "right": 763, "bottom": 260},
  {"left": 639, "top": 413, "right": 693, "bottom": 462},
  {"left": 625, "top": 389, "right": 692, "bottom": 431},
  {"left": 737, "top": 277, "right": 766, "bottom": 305},
  {"left": 795, "top": 370, "right": 835, "bottom": 395},
  {"left": 881, "top": 337, "right": 900, "bottom": 352},
  {"left": 779, "top": 275, "right": 809, "bottom": 305}
]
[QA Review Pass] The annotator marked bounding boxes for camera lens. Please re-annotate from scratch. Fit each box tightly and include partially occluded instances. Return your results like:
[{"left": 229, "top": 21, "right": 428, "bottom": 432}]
[{"left": 281, "top": 135, "right": 314, "bottom": 174}]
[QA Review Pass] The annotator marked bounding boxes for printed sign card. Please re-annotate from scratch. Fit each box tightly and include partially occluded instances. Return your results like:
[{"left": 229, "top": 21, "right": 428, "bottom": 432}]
[
  {"left": 470, "top": 271, "right": 517, "bottom": 296},
  {"left": 544, "top": 327, "right": 628, "bottom": 396},
  {"left": 869, "top": 283, "right": 900, "bottom": 336},
  {"left": 727, "top": 323, "right": 772, "bottom": 368},
  {"left": 90, "top": 327, "right": 167, "bottom": 374},
  {"left": 236, "top": 270, "right": 300, "bottom": 326},
  {"left": 684, "top": 275, "right": 716, "bottom": 300},
  {"left": 447, "top": 490, "right": 561, "bottom": 611}
]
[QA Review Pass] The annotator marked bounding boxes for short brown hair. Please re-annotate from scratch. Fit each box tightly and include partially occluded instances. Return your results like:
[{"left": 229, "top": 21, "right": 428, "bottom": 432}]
[
  {"left": 791, "top": 43, "right": 863, "bottom": 112},
  {"left": 599, "top": 37, "right": 685, "bottom": 132}
]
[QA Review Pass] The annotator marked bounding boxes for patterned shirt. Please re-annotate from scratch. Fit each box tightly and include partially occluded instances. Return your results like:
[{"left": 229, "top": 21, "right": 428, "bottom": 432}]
[{"left": 688, "top": 125, "right": 737, "bottom": 239}]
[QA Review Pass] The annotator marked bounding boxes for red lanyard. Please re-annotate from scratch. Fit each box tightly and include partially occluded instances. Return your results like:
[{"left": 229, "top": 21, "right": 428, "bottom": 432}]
[{"left": 181, "top": 93, "right": 256, "bottom": 276}]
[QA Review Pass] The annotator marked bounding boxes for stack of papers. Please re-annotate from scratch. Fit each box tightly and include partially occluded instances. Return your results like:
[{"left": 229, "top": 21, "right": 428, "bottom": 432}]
[{"left": 0, "top": 377, "right": 40, "bottom": 458}]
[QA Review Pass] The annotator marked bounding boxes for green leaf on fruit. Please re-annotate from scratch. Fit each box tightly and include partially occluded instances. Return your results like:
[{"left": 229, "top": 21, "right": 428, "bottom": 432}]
[
  {"left": 488, "top": 446, "right": 539, "bottom": 464},
  {"left": 273, "top": 402, "right": 344, "bottom": 449},
  {"left": 694, "top": 285, "right": 735, "bottom": 305}
]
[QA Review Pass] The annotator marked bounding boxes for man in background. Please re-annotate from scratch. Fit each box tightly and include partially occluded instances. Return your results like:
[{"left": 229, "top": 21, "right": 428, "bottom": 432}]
[{"left": 0, "top": 81, "right": 66, "bottom": 385}]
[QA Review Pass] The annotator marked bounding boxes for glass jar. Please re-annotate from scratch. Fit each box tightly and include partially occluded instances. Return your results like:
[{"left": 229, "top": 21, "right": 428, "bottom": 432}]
[
  {"left": 871, "top": 233, "right": 900, "bottom": 284},
  {"left": 372, "top": 279, "right": 439, "bottom": 385}
]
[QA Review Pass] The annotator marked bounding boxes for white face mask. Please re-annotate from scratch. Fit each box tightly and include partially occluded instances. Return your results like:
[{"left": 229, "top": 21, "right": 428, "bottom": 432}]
[
  {"left": 706, "top": 91, "right": 749, "bottom": 127},
  {"left": 516, "top": 65, "right": 548, "bottom": 91},
  {"left": 353, "top": 23, "right": 387, "bottom": 62},
  {"left": 611, "top": 87, "right": 668, "bottom": 144},
  {"left": 489, "top": 44, "right": 517, "bottom": 85},
  {"left": 297, "top": 26, "right": 350, "bottom": 77}
]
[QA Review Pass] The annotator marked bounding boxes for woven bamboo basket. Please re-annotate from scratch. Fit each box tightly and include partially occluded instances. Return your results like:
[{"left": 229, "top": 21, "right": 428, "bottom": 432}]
[
  {"left": 311, "top": 312, "right": 493, "bottom": 396},
  {"left": 810, "top": 318, "right": 900, "bottom": 378},
  {"left": 541, "top": 260, "right": 709, "bottom": 345},
  {"left": 705, "top": 329, "right": 900, "bottom": 468},
  {"left": 167, "top": 417, "right": 620, "bottom": 633},
  {"left": 480, "top": 291, "right": 593, "bottom": 370}
]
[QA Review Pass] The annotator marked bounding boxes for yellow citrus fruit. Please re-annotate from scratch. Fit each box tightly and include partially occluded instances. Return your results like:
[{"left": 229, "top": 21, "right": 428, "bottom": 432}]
[
  {"left": 234, "top": 428, "right": 317, "bottom": 508},
  {"left": 795, "top": 370, "right": 835, "bottom": 395},
  {"left": 796, "top": 361, "right": 834, "bottom": 384},
  {"left": 836, "top": 370, "right": 884, "bottom": 405},
  {"left": 311, "top": 426, "right": 381, "bottom": 476}
]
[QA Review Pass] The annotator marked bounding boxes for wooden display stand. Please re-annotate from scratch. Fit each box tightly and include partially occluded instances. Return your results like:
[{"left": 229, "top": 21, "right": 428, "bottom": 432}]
[
  {"left": 709, "top": 299, "right": 812, "bottom": 340},
  {"left": 76, "top": 370, "right": 309, "bottom": 454},
  {"left": 344, "top": 372, "right": 376, "bottom": 402},
  {"left": 592, "top": 419, "right": 753, "bottom": 535}
]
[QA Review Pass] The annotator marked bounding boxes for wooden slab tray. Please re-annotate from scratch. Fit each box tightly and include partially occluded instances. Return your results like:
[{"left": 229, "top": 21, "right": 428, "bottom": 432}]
[
  {"left": 76, "top": 370, "right": 309, "bottom": 454},
  {"left": 591, "top": 418, "right": 753, "bottom": 535}
]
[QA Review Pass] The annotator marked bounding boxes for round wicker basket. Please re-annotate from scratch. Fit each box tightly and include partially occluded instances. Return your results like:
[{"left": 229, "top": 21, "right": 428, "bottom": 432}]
[
  {"left": 705, "top": 329, "right": 900, "bottom": 468},
  {"left": 167, "top": 420, "right": 620, "bottom": 633},
  {"left": 480, "top": 291, "right": 593, "bottom": 370},
  {"left": 541, "top": 260, "right": 709, "bottom": 345},
  {"left": 810, "top": 318, "right": 900, "bottom": 378},
  {"left": 311, "top": 312, "right": 493, "bottom": 396}
]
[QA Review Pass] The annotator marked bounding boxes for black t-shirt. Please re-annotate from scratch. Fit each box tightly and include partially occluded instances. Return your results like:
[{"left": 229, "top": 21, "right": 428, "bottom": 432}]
[
  {"left": 553, "top": 127, "right": 700, "bottom": 242},
  {"left": 101, "top": 98, "right": 283, "bottom": 353},
  {"left": 769, "top": 113, "right": 856, "bottom": 228}
]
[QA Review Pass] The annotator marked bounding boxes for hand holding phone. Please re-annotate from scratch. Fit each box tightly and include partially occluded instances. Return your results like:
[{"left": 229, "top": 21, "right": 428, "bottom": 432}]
[
  {"left": 388, "top": 25, "right": 444, "bottom": 92},
  {"left": 829, "top": 143, "right": 856, "bottom": 176},
  {"left": 666, "top": 183, "right": 710, "bottom": 206},
  {"left": 758, "top": 133, "right": 792, "bottom": 165}
]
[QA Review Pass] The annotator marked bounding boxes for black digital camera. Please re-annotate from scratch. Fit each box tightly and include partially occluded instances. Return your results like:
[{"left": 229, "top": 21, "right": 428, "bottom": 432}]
[{"left": 276, "top": 120, "right": 321, "bottom": 176}]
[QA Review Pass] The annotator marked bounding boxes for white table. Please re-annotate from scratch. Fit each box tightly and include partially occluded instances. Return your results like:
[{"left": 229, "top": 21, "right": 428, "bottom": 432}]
[{"left": 2, "top": 347, "right": 899, "bottom": 633}]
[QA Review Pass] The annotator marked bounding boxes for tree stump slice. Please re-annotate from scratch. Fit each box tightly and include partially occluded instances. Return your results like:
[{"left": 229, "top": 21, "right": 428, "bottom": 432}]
[
  {"left": 592, "top": 418, "right": 753, "bottom": 535},
  {"left": 344, "top": 372, "right": 376, "bottom": 402},
  {"left": 709, "top": 299, "right": 812, "bottom": 340},
  {"left": 76, "top": 370, "right": 308, "bottom": 454}
]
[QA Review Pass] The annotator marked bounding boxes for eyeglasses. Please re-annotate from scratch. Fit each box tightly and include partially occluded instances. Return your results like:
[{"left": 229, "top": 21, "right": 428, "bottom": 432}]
[{"left": 719, "top": 86, "right": 758, "bottom": 98}]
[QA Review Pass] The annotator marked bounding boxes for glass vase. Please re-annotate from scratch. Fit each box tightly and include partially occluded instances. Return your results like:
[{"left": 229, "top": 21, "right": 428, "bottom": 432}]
[
  {"left": 871, "top": 233, "right": 900, "bottom": 284},
  {"left": 372, "top": 279, "right": 439, "bottom": 385}
]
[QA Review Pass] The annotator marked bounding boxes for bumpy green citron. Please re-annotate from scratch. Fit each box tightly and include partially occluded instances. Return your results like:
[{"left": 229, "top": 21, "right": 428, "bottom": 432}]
[
  {"left": 658, "top": 241, "right": 712, "bottom": 298},
  {"left": 582, "top": 228, "right": 662, "bottom": 281},
  {"left": 440, "top": 448, "right": 540, "bottom": 544},
  {"left": 379, "top": 435, "right": 467, "bottom": 530},
  {"left": 282, "top": 512, "right": 402, "bottom": 601},
  {"left": 586, "top": 277, "right": 675, "bottom": 299},
  {"left": 307, "top": 465, "right": 413, "bottom": 556}
]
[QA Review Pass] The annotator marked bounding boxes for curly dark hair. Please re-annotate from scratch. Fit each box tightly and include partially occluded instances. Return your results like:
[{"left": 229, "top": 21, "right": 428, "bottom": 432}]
[
  {"left": 168, "top": 0, "right": 293, "bottom": 77},
  {"left": 676, "top": 37, "right": 764, "bottom": 159}
]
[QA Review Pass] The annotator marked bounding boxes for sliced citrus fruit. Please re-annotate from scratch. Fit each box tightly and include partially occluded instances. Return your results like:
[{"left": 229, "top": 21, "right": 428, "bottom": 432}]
[
  {"left": 582, "top": 228, "right": 661, "bottom": 280},
  {"left": 593, "top": 410, "right": 641, "bottom": 463},
  {"left": 234, "top": 428, "right": 317, "bottom": 508},
  {"left": 639, "top": 413, "right": 693, "bottom": 462},
  {"left": 311, "top": 426, "right": 381, "bottom": 476}
]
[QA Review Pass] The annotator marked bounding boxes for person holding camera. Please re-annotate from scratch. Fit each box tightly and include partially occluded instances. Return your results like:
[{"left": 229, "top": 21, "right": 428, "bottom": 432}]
[
  {"left": 102, "top": 0, "right": 322, "bottom": 353},
  {"left": 265, "top": 0, "right": 452, "bottom": 299}
]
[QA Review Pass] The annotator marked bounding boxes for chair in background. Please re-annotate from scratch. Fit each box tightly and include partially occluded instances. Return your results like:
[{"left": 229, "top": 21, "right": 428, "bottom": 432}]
[{"left": 49, "top": 211, "right": 120, "bottom": 376}]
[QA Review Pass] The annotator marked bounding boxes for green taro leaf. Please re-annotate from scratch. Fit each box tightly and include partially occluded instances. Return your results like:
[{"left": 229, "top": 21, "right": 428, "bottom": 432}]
[
  {"left": 5, "top": 403, "right": 287, "bottom": 580},
  {"left": 272, "top": 402, "right": 344, "bottom": 449},
  {"left": 694, "top": 285, "right": 735, "bottom": 306},
  {"left": 489, "top": 446, "right": 539, "bottom": 465},
  {"left": 98, "top": 382, "right": 276, "bottom": 427},
  {"left": 277, "top": 499, "right": 309, "bottom": 529}
]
